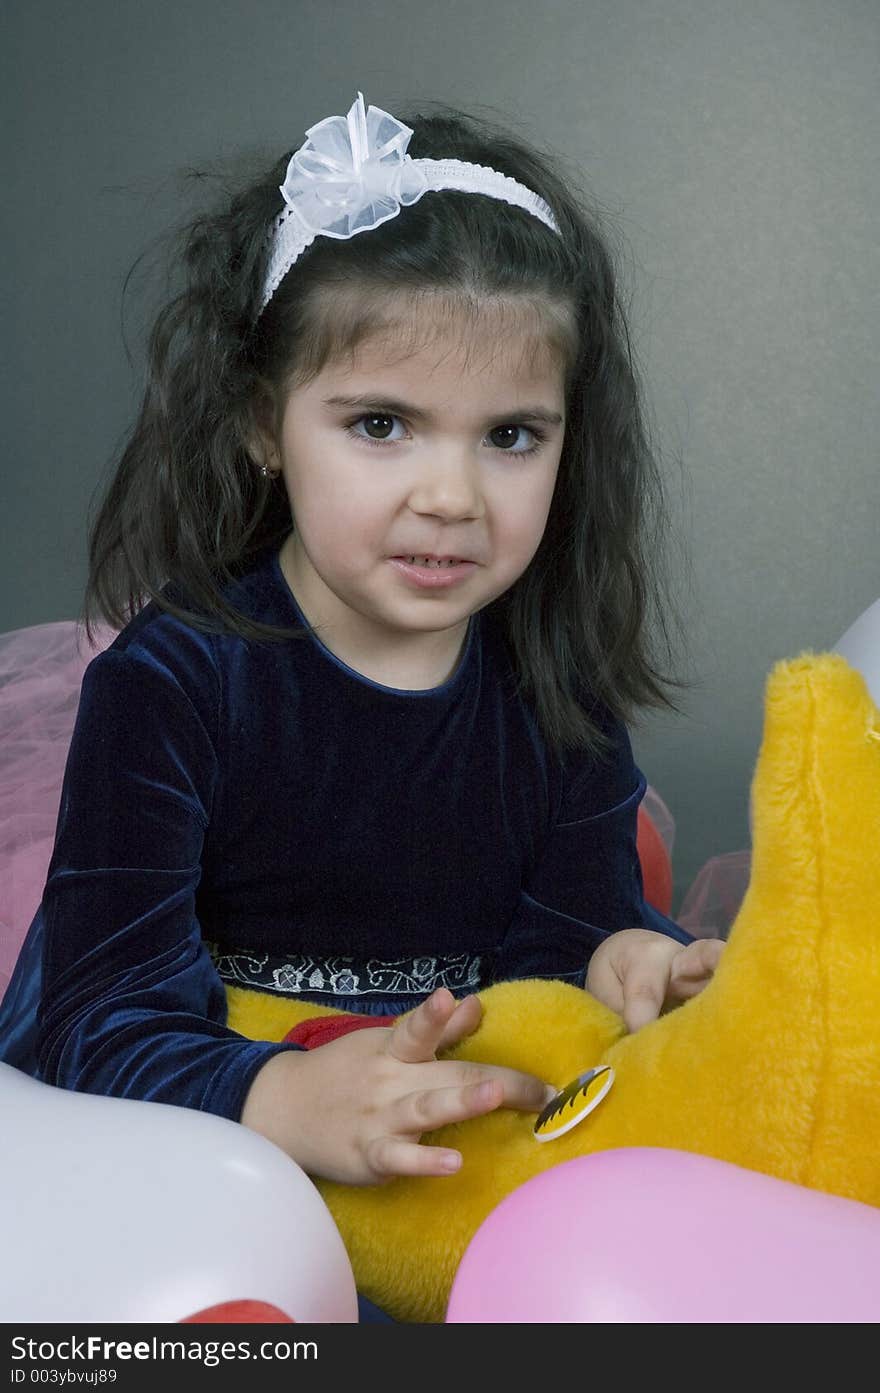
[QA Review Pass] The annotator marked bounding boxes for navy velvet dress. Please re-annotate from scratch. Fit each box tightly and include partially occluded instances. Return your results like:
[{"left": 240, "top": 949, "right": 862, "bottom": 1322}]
[{"left": 0, "top": 546, "right": 690, "bottom": 1120}]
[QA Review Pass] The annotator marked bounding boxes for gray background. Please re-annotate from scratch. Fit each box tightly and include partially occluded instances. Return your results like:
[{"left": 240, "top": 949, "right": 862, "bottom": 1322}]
[{"left": 4, "top": 0, "right": 879, "bottom": 909}]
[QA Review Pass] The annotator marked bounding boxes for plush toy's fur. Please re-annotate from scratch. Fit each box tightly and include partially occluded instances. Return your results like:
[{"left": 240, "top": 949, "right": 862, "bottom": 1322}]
[{"left": 227, "top": 653, "right": 880, "bottom": 1322}]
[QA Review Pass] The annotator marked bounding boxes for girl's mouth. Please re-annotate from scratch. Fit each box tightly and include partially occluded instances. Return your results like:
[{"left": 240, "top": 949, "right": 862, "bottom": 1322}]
[
  {"left": 399, "top": 555, "right": 467, "bottom": 568},
  {"left": 388, "top": 556, "right": 478, "bottom": 589}
]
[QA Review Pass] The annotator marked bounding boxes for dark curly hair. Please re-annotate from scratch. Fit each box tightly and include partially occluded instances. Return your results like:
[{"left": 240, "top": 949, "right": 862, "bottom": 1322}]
[{"left": 84, "top": 99, "right": 690, "bottom": 754}]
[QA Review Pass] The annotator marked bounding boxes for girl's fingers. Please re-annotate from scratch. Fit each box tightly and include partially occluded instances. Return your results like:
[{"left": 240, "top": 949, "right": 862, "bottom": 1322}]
[
  {"left": 375, "top": 1073, "right": 551, "bottom": 1176},
  {"left": 667, "top": 937, "right": 724, "bottom": 1000},
  {"left": 365, "top": 1134, "right": 464, "bottom": 1180},
  {"left": 383, "top": 990, "right": 552, "bottom": 1142},
  {"left": 385, "top": 987, "right": 458, "bottom": 1064},
  {"left": 393, "top": 1077, "right": 505, "bottom": 1139},
  {"left": 482, "top": 1066, "right": 555, "bottom": 1113},
  {"left": 676, "top": 937, "right": 725, "bottom": 980},
  {"left": 435, "top": 992, "right": 483, "bottom": 1051},
  {"left": 621, "top": 967, "right": 669, "bottom": 1032},
  {"left": 585, "top": 955, "right": 625, "bottom": 1016},
  {"left": 398, "top": 1070, "right": 552, "bottom": 1135}
]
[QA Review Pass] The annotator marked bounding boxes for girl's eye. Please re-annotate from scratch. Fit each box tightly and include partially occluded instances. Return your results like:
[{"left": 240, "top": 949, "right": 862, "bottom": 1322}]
[
  {"left": 486, "top": 424, "right": 544, "bottom": 454},
  {"left": 347, "top": 414, "right": 407, "bottom": 445}
]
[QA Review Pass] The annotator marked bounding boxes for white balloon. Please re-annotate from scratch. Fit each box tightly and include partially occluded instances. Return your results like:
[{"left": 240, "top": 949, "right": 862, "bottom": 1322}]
[
  {"left": 834, "top": 597, "right": 880, "bottom": 707},
  {"left": 0, "top": 1062, "right": 358, "bottom": 1322}
]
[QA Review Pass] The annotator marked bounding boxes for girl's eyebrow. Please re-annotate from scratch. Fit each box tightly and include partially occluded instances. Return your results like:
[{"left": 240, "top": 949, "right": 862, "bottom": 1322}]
[{"left": 322, "top": 393, "right": 564, "bottom": 428}]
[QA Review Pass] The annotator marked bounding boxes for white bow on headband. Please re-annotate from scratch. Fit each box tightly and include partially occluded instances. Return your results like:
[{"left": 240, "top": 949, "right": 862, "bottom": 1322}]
[
  {"left": 280, "top": 91, "right": 428, "bottom": 240},
  {"left": 259, "top": 92, "right": 560, "bottom": 313}
]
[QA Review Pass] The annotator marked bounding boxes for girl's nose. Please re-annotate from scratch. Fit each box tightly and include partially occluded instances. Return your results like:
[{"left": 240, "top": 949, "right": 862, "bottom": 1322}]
[{"left": 406, "top": 450, "right": 485, "bottom": 521}]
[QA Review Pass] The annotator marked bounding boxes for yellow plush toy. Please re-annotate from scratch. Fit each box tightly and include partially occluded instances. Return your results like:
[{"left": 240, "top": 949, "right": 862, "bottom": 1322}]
[{"left": 226, "top": 651, "right": 880, "bottom": 1322}]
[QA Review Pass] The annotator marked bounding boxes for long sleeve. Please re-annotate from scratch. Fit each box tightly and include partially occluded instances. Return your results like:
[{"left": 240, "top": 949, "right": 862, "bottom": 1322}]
[
  {"left": 494, "top": 703, "right": 692, "bottom": 984},
  {"left": 36, "top": 641, "right": 301, "bottom": 1119}
]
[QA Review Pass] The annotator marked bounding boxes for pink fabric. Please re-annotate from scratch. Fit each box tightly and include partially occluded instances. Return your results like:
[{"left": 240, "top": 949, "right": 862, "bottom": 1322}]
[
  {"left": 677, "top": 849, "right": 751, "bottom": 940},
  {"left": 0, "top": 621, "right": 116, "bottom": 1002}
]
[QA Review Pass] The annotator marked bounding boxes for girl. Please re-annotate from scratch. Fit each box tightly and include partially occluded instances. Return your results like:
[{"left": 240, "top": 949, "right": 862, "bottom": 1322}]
[{"left": 0, "top": 93, "right": 722, "bottom": 1191}]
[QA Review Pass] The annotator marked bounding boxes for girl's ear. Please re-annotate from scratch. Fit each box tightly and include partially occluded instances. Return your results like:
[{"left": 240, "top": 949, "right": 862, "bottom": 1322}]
[{"left": 244, "top": 388, "right": 280, "bottom": 473}]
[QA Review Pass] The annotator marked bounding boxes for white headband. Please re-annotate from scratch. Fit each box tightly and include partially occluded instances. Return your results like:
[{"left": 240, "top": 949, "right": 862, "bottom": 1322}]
[{"left": 258, "top": 91, "right": 561, "bottom": 314}]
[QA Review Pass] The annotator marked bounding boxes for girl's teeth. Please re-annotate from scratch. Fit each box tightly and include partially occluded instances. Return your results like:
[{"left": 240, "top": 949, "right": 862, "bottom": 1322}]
[{"left": 405, "top": 556, "right": 460, "bottom": 568}]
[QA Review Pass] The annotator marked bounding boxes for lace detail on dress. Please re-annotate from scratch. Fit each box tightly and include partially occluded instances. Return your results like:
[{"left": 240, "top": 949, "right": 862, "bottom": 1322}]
[{"left": 207, "top": 943, "right": 483, "bottom": 998}]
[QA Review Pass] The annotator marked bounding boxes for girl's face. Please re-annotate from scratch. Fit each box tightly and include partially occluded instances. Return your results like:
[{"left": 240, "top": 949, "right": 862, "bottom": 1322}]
[{"left": 269, "top": 295, "right": 568, "bottom": 687}]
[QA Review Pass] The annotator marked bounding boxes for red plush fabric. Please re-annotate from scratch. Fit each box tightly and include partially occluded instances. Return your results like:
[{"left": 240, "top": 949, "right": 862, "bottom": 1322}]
[
  {"left": 181, "top": 1300, "right": 295, "bottom": 1322},
  {"left": 283, "top": 1013, "right": 396, "bottom": 1048}
]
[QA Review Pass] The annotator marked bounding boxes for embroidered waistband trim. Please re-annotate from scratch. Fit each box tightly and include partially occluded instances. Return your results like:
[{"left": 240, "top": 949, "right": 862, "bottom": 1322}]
[{"left": 207, "top": 943, "right": 484, "bottom": 998}]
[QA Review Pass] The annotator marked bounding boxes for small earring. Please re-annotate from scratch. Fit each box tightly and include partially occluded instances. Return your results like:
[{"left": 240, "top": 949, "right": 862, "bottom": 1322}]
[{"left": 259, "top": 462, "right": 274, "bottom": 479}]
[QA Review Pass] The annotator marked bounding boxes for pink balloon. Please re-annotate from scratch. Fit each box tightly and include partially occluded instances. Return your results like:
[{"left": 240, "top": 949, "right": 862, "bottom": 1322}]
[{"left": 446, "top": 1148, "right": 880, "bottom": 1323}]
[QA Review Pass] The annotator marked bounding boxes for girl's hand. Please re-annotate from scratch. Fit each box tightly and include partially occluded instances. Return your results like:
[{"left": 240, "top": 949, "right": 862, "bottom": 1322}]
[
  {"left": 586, "top": 928, "right": 724, "bottom": 1033},
  {"left": 241, "top": 987, "right": 556, "bottom": 1186}
]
